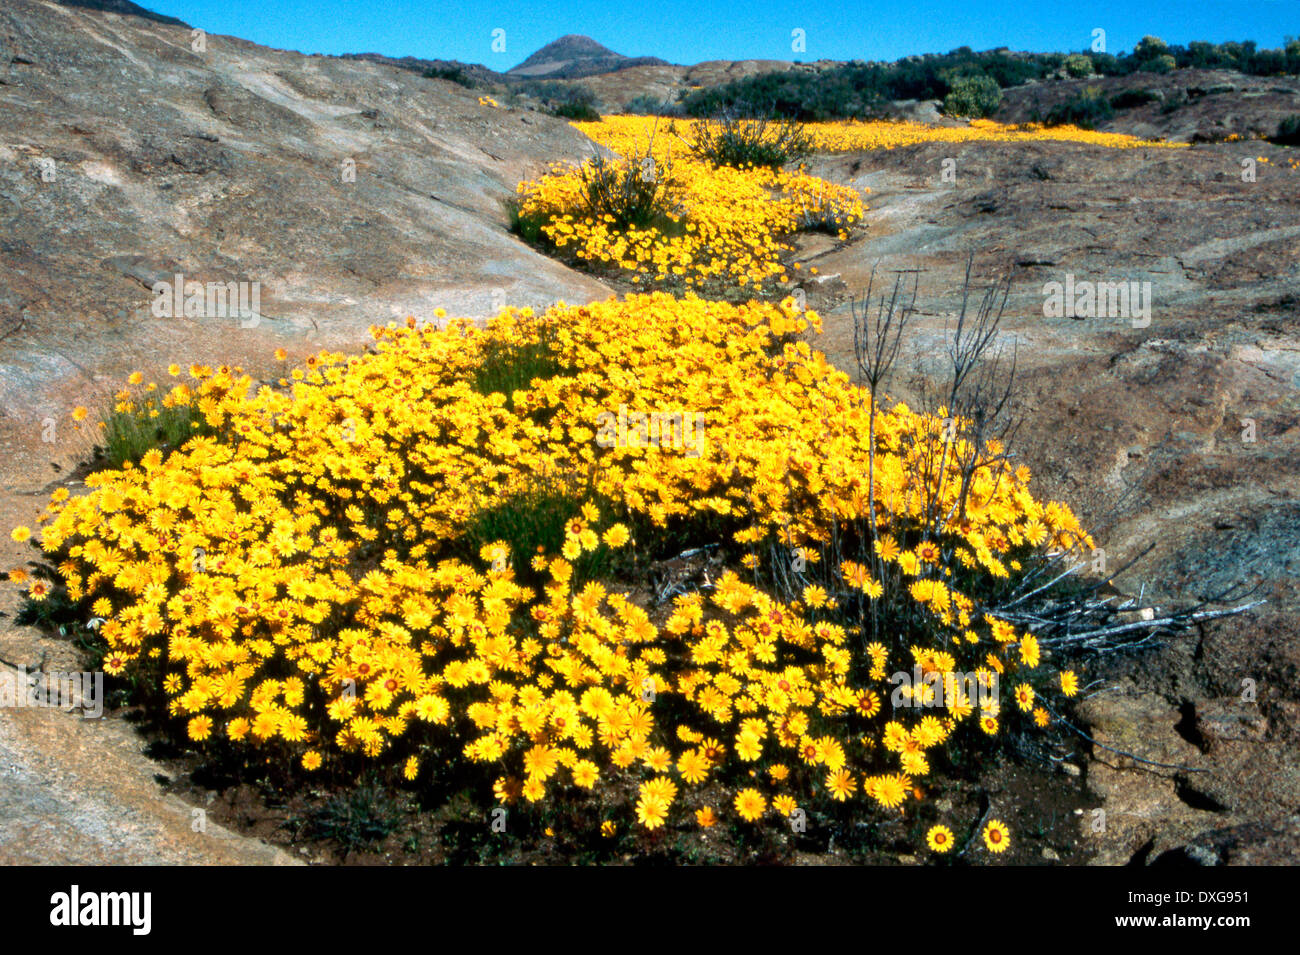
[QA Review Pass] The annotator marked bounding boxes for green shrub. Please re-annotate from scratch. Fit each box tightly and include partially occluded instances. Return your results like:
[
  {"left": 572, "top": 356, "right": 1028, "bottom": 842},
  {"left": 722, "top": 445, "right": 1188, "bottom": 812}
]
[
  {"left": 1063, "top": 54, "right": 1094, "bottom": 77},
  {"left": 1045, "top": 86, "right": 1115, "bottom": 129},
  {"left": 689, "top": 112, "right": 815, "bottom": 169},
  {"left": 942, "top": 75, "right": 1003, "bottom": 118},
  {"left": 423, "top": 66, "right": 476, "bottom": 88},
  {"left": 515, "top": 81, "right": 601, "bottom": 121},
  {"left": 552, "top": 101, "right": 601, "bottom": 121},
  {"left": 1141, "top": 54, "right": 1177, "bottom": 74},
  {"left": 577, "top": 153, "right": 678, "bottom": 231},
  {"left": 1272, "top": 115, "right": 1300, "bottom": 145},
  {"left": 1109, "top": 88, "right": 1161, "bottom": 110}
]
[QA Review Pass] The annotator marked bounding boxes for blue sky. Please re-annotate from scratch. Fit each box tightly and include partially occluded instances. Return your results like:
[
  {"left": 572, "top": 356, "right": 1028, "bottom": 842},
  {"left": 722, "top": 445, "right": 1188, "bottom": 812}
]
[{"left": 158, "top": 1, "right": 1297, "bottom": 67}]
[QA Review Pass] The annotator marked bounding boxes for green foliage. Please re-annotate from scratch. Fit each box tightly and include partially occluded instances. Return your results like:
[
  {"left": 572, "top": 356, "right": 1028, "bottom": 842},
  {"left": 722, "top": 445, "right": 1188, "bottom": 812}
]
[
  {"left": 1133, "top": 36, "right": 1170, "bottom": 61},
  {"left": 471, "top": 323, "right": 562, "bottom": 407},
  {"left": 576, "top": 153, "right": 678, "bottom": 232},
  {"left": 97, "top": 397, "right": 207, "bottom": 471},
  {"left": 682, "top": 37, "right": 1300, "bottom": 123},
  {"left": 1274, "top": 115, "right": 1300, "bottom": 146},
  {"left": 552, "top": 100, "right": 601, "bottom": 121},
  {"left": 625, "top": 94, "right": 684, "bottom": 117},
  {"left": 423, "top": 66, "right": 476, "bottom": 88},
  {"left": 942, "top": 75, "right": 1003, "bottom": 118},
  {"left": 689, "top": 112, "right": 815, "bottom": 169},
  {"left": 463, "top": 471, "right": 616, "bottom": 587},
  {"left": 1045, "top": 86, "right": 1115, "bottom": 129},
  {"left": 505, "top": 197, "right": 550, "bottom": 245},
  {"left": 1141, "top": 54, "right": 1177, "bottom": 74},
  {"left": 684, "top": 49, "right": 1062, "bottom": 121},
  {"left": 296, "top": 782, "right": 400, "bottom": 855},
  {"left": 514, "top": 81, "right": 601, "bottom": 120},
  {"left": 1109, "top": 87, "right": 1161, "bottom": 110},
  {"left": 14, "top": 562, "right": 86, "bottom": 637},
  {"left": 1062, "top": 54, "right": 1094, "bottom": 78}
]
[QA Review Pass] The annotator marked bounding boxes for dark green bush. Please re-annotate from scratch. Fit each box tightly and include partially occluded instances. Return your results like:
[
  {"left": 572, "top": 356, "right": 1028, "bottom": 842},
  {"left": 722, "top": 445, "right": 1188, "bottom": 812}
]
[
  {"left": 1045, "top": 86, "right": 1115, "bottom": 129},
  {"left": 1141, "top": 54, "right": 1177, "bottom": 74},
  {"left": 942, "top": 75, "right": 1002, "bottom": 118},
  {"left": 1274, "top": 115, "right": 1300, "bottom": 145},
  {"left": 1109, "top": 88, "right": 1161, "bottom": 110},
  {"left": 1062, "top": 54, "right": 1094, "bottom": 78},
  {"left": 514, "top": 81, "right": 601, "bottom": 121},
  {"left": 423, "top": 66, "right": 476, "bottom": 88},
  {"left": 689, "top": 112, "right": 814, "bottom": 169},
  {"left": 679, "top": 37, "right": 1300, "bottom": 125},
  {"left": 552, "top": 101, "right": 601, "bottom": 121}
]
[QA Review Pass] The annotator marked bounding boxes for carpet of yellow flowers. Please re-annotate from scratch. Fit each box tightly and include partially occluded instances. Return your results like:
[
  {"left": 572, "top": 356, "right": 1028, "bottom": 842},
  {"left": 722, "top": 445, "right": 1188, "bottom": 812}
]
[
  {"left": 514, "top": 115, "right": 1181, "bottom": 295},
  {"left": 515, "top": 121, "right": 865, "bottom": 291},
  {"left": 578, "top": 115, "right": 1186, "bottom": 154},
  {"left": 14, "top": 289, "right": 1092, "bottom": 857}
]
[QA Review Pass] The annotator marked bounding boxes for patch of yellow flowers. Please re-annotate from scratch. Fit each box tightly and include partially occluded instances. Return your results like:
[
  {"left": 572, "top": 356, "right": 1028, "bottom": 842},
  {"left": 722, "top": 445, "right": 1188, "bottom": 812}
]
[
  {"left": 21, "top": 293, "right": 1089, "bottom": 842},
  {"left": 576, "top": 114, "right": 1185, "bottom": 154},
  {"left": 514, "top": 113, "right": 1179, "bottom": 293},
  {"left": 515, "top": 121, "right": 865, "bottom": 291}
]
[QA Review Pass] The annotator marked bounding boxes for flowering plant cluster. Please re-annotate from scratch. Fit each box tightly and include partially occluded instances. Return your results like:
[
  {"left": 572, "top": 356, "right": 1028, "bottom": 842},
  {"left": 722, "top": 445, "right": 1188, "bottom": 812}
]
[
  {"left": 15, "top": 293, "right": 1089, "bottom": 852},
  {"left": 577, "top": 115, "right": 1183, "bottom": 154},
  {"left": 514, "top": 119, "right": 865, "bottom": 291}
]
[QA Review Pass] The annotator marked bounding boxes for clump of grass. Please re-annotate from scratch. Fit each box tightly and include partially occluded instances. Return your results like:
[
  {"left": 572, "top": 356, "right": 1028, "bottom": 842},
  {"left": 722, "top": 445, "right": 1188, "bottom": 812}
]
[
  {"left": 689, "top": 110, "right": 814, "bottom": 169},
  {"left": 97, "top": 397, "right": 207, "bottom": 470},
  {"left": 505, "top": 196, "right": 551, "bottom": 245},
  {"left": 470, "top": 324, "right": 562, "bottom": 407},
  {"left": 295, "top": 782, "right": 401, "bottom": 855},
  {"left": 463, "top": 469, "right": 617, "bottom": 586},
  {"left": 577, "top": 152, "right": 679, "bottom": 232}
]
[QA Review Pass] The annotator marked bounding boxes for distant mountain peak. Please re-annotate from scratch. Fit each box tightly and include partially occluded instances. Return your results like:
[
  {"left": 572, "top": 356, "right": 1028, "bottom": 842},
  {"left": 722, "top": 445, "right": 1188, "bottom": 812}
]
[{"left": 508, "top": 34, "right": 671, "bottom": 79}]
